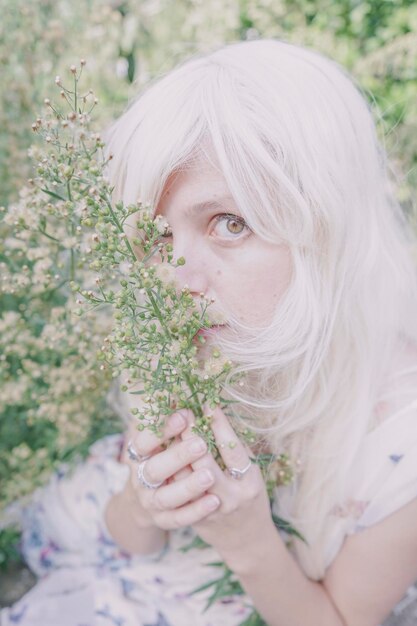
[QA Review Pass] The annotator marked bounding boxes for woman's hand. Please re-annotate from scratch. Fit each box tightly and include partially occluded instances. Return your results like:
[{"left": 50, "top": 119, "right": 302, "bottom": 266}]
[
  {"left": 128, "top": 411, "right": 221, "bottom": 529},
  {"left": 127, "top": 407, "right": 276, "bottom": 570},
  {"left": 177, "top": 406, "right": 277, "bottom": 568},
  {"left": 104, "top": 415, "right": 193, "bottom": 555}
]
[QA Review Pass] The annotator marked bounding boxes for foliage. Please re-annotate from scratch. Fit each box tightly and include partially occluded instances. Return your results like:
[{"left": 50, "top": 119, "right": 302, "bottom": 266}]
[
  {"left": 0, "top": 69, "right": 301, "bottom": 623},
  {"left": 0, "top": 527, "right": 21, "bottom": 571},
  {"left": 0, "top": 75, "right": 123, "bottom": 521}
]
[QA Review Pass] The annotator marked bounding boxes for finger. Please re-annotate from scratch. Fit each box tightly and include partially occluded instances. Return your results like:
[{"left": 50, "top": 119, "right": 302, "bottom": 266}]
[
  {"left": 171, "top": 436, "right": 192, "bottom": 482},
  {"left": 176, "top": 408, "right": 196, "bottom": 441},
  {"left": 156, "top": 494, "right": 221, "bottom": 530},
  {"left": 138, "top": 435, "right": 208, "bottom": 485},
  {"left": 209, "top": 406, "right": 252, "bottom": 475},
  {"left": 178, "top": 410, "right": 228, "bottom": 479},
  {"left": 172, "top": 466, "right": 192, "bottom": 483},
  {"left": 132, "top": 411, "right": 188, "bottom": 458},
  {"left": 150, "top": 468, "right": 215, "bottom": 511}
]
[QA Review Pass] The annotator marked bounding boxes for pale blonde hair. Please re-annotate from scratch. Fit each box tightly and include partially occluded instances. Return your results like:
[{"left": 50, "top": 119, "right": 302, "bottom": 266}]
[{"left": 105, "top": 39, "right": 417, "bottom": 579}]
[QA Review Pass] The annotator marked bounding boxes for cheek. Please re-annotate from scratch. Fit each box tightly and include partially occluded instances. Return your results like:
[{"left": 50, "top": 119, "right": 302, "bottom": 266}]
[
  {"left": 238, "top": 278, "right": 285, "bottom": 324},
  {"left": 218, "top": 250, "right": 291, "bottom": 326}
]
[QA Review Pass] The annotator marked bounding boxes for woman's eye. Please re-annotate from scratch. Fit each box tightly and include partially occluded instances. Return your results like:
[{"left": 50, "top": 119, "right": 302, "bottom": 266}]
[{"left": 212, "top": 214, "right": 250, "bottom": 238}]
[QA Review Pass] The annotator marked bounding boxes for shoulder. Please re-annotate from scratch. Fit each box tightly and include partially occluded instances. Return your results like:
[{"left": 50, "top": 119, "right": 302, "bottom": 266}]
[
  {"left": 337, "top": 340, "right": 417, "bottom": 533},
  {"left": 372, "top": 337, "right": 417, "bottom": 428},
  {"left": 321, "top": 341, "right": 417, "bottom": 624},
  {"left": 323, "top": 496, "right": 417, "bottom": 626}
]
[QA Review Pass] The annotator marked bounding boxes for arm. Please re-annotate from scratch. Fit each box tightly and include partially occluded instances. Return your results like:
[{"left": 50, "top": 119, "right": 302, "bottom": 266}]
[
  {"left": 224, "top": 522, "right": 346, "bottom": 626},
  {"left": 103, "top": 427, "right": 168, "bottom": 556},
  {"left": 179, "top": 408, "right": 417, "bottom": 626},
  {"left": 103, "top": 411, "right": 215, "bottom": 555},
  {"left": 224, "top": 497, "right": 417, "bottom": 626},
  {"left": 180, "top": 407, "right": 346, "bottom": 625}
]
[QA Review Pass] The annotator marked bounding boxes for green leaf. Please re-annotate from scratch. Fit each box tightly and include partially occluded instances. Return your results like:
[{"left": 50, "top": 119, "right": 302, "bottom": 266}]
[
  {"left": 39, "top": 187, "right": 67, "bottom": 202},
  {"left": 179, "top": 535, "right": 210, "bottom": 553},
  {"left": 272, "top": 513, "right": 307, "bottom": 544},
  {"left": 239, "top": 609, "right": 269, "bottom": 626}
]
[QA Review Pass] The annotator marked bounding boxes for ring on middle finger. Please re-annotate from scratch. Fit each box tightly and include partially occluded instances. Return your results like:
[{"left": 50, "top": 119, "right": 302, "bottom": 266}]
[
  {"left": 227, "top": 460, "right": 252, "bottom": 480},
  {"left": 137, "top": 459, "right": 164, "bottom": 489}
]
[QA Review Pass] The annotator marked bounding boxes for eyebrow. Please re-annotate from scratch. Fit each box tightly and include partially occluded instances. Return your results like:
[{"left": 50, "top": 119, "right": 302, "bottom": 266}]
[{"left": 184, "top": 197, "right": 236, "bottom": 217}]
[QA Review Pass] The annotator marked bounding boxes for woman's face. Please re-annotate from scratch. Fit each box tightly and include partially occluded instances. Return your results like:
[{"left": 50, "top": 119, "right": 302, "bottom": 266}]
[{"left": 155, "top": 157, "right": 292, "bottom": 333}]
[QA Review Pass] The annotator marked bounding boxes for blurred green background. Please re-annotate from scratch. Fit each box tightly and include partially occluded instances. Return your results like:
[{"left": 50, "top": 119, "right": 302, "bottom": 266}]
[
  {"left": 1, "top": 0, "right": 416, "bottom": 583},
  {"left": 2, "top": 0, "right": 417, "bottom": 210}
]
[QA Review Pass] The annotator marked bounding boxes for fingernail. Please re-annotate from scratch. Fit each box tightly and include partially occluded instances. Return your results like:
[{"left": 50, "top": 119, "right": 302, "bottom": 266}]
[
  {"left": 206, "top": 495, "right": 220, "bottom": 510},
  {"left": 188, "top": 438, "right": 206, "bottom": 454},
  {"left": 198, "top": 469, "right": 213, "bottom": 486},
  {"left": 170, "top": 413, "right": 185, "bottom": 429}
]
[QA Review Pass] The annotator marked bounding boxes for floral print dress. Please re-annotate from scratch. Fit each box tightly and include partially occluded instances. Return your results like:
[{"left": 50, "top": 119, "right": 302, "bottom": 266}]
[
  {"left": 1, "top": 435, "right": 256, "bottom": 626},
  {"left": 1, "top": 397, "right": 417, "bottom": 626}
]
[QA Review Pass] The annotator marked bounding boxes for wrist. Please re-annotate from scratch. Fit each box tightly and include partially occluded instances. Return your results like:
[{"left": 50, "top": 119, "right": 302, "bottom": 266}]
[
  {"left": 105, "top": 488, "right": 167, "bottom": 555},
  {"left": 121, "top": 477, "right": 156, "bottom": 530},
  {"left": 222, "top": 520, "right": 281, "bottom": 576}
]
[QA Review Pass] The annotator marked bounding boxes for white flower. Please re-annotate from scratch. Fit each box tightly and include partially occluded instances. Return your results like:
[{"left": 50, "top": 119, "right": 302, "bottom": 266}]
[
  {"left": 155, "top": 262, "right": 176, "bottom": 285},
  {"left": 203, "top": 354, "right": 228, "bottom": 376},
  {"left": 206, "top": 309, "right": 226, "bottom": 326},
  {"left": 153, "top": 214, "right": 170, "bottom": 235}
]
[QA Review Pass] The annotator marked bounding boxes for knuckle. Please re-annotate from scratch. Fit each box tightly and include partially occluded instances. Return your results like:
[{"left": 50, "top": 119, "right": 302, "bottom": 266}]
[
  {"left": 134, "top": 441, "right": 150, "bottom": 457},
  {"left": 151, "top": 491, "right": 166, "bottom": 512},
  {"left": 246, "top": 485, "right": 258, "bottom": 500},
  {"left": 201, "top": 494, "right": 220, "bottom": 515},
  {"left": 228, "top": 449, "right": 244, "bottom": 465},
  {"left": 185, "top": 477, "right": 201, "bottom": 499},
  {"left": 172, "top": 509, "right": 187, "bottom": 530},
  {"left": 178, "top": 443, "right": 193, "bottom": 464},
  {"left": 219, "top": 498, "right": 234, "bottom": 514},
  {"left": 166, "top": 413, "right": 186, "bottom": 434},
  {"left": 154, "top": 514, "right": 170, "bottom": 531},
  {"left": 143, "top": 461, "right": 159, "bottom": 484},
  {"left": 192, "top": 469, "right": 213, "bottom": 491},
  {"left": 138, "top": 494, "right": 152, "bottom": 512}
]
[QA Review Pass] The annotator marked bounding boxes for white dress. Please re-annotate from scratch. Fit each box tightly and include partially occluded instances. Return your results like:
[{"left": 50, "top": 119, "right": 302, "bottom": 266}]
[{"left": 1, "top": 398, "right": 417, "bottom": 626}]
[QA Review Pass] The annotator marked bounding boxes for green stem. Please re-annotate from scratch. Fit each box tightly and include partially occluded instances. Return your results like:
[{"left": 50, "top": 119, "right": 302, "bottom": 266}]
[
  {"left": 66, "top": 181, "right": 75, "bottom": 282},
  {"left": 74, "top": 75, "right": 78, "bottom": 113},
  {"left": 183, "top": 372, "right": 203, "bottom": 417},
  {"left": 38, "top": 228, "right": 60, "bottom": 243},
  {"left": 103, "top": 195, "right": 137, "bottom": 261}
]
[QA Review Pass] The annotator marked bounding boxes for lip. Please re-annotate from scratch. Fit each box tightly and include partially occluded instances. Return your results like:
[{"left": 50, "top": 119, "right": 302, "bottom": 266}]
[{"left": 194, "top": 325, "right": 225, "bottom": 340}]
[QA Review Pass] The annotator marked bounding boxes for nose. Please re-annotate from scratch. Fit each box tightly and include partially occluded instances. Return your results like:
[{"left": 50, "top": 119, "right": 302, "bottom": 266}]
[{"left": 172, "top": 237, "right": 209, "bottom": 297}]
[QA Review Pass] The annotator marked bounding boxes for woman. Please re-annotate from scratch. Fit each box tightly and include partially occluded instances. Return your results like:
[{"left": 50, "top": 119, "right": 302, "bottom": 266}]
[{"left": 3, "top": 38, "right": 417, "bottom": 626}]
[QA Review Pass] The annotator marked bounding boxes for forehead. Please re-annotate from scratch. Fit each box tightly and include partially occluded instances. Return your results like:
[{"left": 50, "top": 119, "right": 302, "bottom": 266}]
[{"left": 156, "top": 155, "right": 235, "bottom": 217}]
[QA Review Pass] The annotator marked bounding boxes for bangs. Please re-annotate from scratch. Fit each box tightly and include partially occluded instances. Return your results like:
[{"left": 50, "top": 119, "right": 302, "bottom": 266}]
[{"left": 105, "top": 52, "right": 314, "bottom": 246}]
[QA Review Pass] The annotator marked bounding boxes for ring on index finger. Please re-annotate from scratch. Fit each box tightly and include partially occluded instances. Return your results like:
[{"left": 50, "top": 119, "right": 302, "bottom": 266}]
[{"left": 127, "top": 440, "right": 150, "bottom": 463}]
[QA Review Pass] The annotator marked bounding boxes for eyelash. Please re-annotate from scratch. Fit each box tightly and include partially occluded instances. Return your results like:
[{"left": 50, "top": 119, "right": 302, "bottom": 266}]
[
  {"left": 158, "top": 213, "right": 251, "bottom": 239},
  {"left": 212, "top": 214, "right": 251, "bottom": 238}
]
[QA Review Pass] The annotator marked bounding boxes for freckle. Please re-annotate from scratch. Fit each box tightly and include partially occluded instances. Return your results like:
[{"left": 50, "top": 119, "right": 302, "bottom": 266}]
[{"left": 217, "top": 269, "right": 222, "bottom": 276}]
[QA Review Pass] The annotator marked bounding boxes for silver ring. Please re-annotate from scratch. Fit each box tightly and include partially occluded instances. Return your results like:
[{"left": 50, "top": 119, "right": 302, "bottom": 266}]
[
  {"left": 227, "top": 460, "right": 252, "bottom": 480},
  {"left": 127, "top": 440, "right": 150, "bottom": 463},
  {"left": 137, "top": 459, "right": 164, "bottom": 489}
]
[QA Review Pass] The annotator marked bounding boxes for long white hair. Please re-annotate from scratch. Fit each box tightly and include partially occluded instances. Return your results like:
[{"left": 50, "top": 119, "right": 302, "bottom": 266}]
[{"left": 105, "top": 39, "right": 417, "bottom": 579}]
